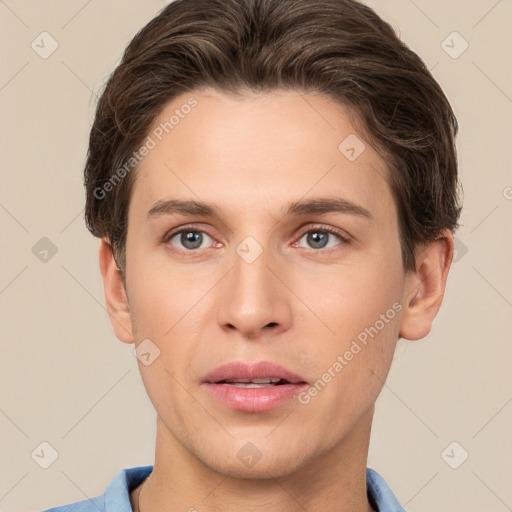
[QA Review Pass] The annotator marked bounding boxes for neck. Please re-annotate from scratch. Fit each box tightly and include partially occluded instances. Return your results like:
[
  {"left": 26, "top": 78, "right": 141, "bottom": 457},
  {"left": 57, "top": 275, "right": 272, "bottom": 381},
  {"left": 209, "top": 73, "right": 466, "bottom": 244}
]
[{"left": 132, "top": 408, "right": 376, "bottom": 512}]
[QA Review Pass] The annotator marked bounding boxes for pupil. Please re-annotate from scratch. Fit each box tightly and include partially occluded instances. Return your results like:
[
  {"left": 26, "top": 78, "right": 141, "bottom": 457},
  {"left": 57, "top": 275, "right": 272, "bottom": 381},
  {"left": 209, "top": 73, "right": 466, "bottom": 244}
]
[
  {"left": 307, "top": 231, "right": 328, "bottom": 249},
  {"left": 182, "top": 231, "right": 202, "bottom": 249}
]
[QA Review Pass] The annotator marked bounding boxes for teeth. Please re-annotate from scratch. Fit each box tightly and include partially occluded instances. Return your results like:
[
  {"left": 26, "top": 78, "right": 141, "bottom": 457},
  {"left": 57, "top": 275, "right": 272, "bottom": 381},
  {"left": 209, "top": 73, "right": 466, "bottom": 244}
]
[
  {"left": 228, "top": 382, "right": 278, "bottom": 388},
  {"left": 224, "top": 378, "right": 282, "bottom": 384}
]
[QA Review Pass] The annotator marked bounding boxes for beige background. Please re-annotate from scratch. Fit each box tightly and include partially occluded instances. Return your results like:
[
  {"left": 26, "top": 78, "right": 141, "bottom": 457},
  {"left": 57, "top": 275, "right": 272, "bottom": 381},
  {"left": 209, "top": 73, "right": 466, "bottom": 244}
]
[{"left": 1, "top": 0, "right": 511, "bottom": 511}]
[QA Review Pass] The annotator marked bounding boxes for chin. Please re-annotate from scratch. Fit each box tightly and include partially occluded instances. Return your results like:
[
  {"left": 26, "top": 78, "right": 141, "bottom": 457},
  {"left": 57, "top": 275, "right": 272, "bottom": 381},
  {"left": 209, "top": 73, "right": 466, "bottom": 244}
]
[
  {"left": 205, "top": 457, "right": 302, "bottom": 480},
  {"left": 195, "top": 440, "right": 315, "bottom": 481}
]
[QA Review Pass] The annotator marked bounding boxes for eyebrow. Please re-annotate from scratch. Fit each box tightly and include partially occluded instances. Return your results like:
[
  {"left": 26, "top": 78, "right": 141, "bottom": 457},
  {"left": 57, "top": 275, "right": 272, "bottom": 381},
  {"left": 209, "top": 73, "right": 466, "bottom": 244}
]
[
  {"left": 286, "top": 197, "right": 372, "bottom": 220},
  {"left": 146, "top": 197, "right": 373, "bottom": 221},
  {"left": 147, "top": 199, "right": 219, "bottom": 219}
]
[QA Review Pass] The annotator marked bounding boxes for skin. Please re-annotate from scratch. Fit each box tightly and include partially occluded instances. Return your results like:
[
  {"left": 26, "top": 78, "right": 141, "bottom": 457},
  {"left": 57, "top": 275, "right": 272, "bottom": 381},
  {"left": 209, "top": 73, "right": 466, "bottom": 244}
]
[{"left": 99, "top": 88, "right": 454, "bottom": 512}]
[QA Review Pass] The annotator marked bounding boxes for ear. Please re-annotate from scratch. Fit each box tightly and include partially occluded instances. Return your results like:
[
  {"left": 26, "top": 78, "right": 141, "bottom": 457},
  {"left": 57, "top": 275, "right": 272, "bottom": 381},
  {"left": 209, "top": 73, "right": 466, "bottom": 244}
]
[
  {"left": 399, "top": 230, "right": 454, "bottom": 341},
  {"left": 98, "top": 237, "right": 134, "bottom": 344}
]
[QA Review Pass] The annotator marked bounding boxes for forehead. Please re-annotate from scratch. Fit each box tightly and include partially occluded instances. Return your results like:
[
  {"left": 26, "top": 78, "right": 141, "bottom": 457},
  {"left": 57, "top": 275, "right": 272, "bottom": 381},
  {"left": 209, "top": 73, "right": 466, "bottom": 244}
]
[{"left": 129, "top": 87, "right": 396, "bottom": 224}]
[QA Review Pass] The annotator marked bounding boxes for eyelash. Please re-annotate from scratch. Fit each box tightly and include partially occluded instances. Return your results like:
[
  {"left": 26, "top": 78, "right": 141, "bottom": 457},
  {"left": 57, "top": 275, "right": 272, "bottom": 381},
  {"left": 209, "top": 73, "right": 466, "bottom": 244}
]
[
  {"left": 294, "top": 224, "right": 351, "bottom": 250},
  {"left": 163, "top": 223, "right": 351, "bottom": 253}
]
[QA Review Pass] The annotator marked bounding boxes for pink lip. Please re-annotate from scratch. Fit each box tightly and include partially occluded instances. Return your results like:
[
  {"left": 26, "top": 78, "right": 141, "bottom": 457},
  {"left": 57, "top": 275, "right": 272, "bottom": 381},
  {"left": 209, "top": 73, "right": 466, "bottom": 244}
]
[
  {"left": 201, "top": 361, "right": 308, "bottom": 413},
  {"left": 202, "top": 361, "right": 306, "bottom": 384}
]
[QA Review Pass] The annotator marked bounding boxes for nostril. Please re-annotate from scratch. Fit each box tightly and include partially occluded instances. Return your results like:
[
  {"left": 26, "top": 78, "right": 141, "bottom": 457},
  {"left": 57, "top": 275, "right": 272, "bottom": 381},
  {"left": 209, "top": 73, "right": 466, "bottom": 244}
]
[{"left": 265, "top": 322, "right": 278, "bottom": 328}]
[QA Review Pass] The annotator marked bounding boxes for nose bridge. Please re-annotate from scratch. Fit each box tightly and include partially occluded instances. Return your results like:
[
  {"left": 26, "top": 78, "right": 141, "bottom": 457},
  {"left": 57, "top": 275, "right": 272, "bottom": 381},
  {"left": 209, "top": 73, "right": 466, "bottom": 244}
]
[
  {"left": 233, "top": 242, "right": 272, "bottom": 300},
  {"left": 216, "top": 238, "right": 291, "bottom": 336}
]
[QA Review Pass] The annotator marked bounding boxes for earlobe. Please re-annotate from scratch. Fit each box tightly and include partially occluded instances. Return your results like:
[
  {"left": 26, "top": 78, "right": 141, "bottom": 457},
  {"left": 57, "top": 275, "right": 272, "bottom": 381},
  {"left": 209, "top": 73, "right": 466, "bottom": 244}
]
[
  {"left": 399, "top": 230, "right": 454, "bottom": 341},
  {"left": 98, "top": 238, "right": 135, "bottom": 344}
]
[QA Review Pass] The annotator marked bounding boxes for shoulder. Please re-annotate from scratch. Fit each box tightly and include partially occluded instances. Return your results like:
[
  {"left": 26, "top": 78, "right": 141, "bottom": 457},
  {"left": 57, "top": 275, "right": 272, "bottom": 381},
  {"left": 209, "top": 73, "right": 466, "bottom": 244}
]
[
  {"left": 41, "top": 465, "right": 153, "bottom": 512},
  {"left": 366, "top": 467, "right": 406, "bottom": 512},
  {"left": 43, "top": 496, "right": 104, "bottom": 512}
]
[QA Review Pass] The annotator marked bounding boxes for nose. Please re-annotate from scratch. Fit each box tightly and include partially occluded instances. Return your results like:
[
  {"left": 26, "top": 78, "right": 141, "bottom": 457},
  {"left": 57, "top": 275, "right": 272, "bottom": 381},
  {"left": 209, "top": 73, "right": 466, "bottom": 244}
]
[{"left": 216, "top": 243, "right": 292, "bottom": 339}]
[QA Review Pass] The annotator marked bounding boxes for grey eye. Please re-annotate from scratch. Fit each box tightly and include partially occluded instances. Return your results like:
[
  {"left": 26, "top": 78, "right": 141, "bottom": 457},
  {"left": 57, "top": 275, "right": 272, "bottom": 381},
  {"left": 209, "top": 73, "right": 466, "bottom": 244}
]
[
  {"left": 297, "top": 231, "right": 341, "bottom": 249},
  {"left": 170, "top": 230, "right": 213, "bottom": 250}
]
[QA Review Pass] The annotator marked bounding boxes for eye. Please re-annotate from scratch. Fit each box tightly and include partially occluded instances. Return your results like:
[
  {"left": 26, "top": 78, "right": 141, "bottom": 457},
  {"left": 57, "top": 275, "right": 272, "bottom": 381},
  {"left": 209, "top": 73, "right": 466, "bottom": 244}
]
[
  {"left": 295, "top": 227, "right": 348, "bottom": 250},
  {"left": 167, "top": 229, "right": 216, "bottom": 251}
]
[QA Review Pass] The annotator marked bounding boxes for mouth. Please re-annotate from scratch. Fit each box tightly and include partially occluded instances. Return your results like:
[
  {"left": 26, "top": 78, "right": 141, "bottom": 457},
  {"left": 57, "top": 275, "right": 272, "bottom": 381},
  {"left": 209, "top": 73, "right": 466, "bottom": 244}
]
[
  {"left": 215, "top": 377, "right": 298, "bottom": 388},
  {"left": 202, "top": 360, "right": 307, "bottom": 385},
  {"left": 201, "top": 361, "right": 308, "bottom": 412}
]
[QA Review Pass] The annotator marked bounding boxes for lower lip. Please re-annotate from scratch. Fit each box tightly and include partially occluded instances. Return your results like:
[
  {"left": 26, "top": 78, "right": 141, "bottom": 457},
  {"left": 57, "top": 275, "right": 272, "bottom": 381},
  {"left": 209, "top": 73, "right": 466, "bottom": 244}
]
[{"left": 202, "top": 383, "right": 308, "bottom": 412}]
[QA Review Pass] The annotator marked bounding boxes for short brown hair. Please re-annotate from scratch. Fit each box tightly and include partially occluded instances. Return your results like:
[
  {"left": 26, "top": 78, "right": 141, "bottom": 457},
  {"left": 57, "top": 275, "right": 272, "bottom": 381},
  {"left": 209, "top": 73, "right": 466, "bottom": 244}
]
[{"left": 84, "top": 0, "right": 462, "bottom": 273}]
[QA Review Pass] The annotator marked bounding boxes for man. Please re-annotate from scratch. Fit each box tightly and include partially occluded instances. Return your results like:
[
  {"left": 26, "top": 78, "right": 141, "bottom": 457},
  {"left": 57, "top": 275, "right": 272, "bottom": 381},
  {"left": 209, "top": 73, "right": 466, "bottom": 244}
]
[{"left": 45, "top": 0, "right": 461, "bottom": 510}]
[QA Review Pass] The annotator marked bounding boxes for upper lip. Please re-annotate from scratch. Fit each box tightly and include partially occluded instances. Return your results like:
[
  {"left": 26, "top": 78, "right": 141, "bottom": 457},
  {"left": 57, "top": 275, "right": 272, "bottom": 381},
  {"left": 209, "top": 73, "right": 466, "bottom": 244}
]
[{"left": 202, "top": 361, "right": 307, "bottom": 384}]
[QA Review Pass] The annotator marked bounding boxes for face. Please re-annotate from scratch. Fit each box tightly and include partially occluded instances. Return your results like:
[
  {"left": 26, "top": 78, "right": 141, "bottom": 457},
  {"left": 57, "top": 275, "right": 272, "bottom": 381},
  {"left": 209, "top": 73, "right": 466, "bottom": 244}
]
[{"left": 120, "top": 88, "right": 412, "bottom": 478}]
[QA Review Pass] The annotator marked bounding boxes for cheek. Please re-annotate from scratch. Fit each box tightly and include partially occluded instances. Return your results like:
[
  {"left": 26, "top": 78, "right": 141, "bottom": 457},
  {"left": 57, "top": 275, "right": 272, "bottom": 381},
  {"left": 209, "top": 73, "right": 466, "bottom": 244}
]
[
  {"left": 292, "top": 251, "right": 404, "bottom": 404},
  {"left": 125, "top": 249, "right": 212, "bottom": 387},
  {"left": 294, "top": 253, "right": 404, "bottom": 343},
  {"left": 295, "top": 297, "right": 402, "bottom": 439},
  {"left": 126, "top": 243, "right": 211, "bottom": 338}
]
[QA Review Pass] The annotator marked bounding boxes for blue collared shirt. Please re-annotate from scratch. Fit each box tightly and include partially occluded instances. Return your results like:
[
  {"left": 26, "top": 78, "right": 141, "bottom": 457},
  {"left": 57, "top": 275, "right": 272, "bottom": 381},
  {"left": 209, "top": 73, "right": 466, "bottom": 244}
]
[{"left": 43, "top": 465, "right": 405, "bottom": 511}]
